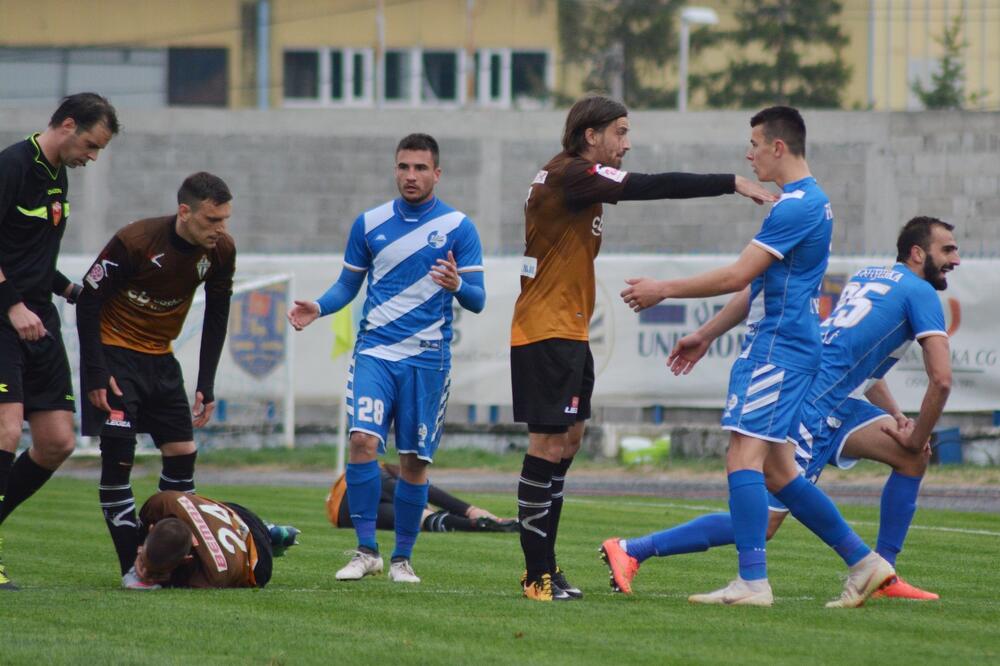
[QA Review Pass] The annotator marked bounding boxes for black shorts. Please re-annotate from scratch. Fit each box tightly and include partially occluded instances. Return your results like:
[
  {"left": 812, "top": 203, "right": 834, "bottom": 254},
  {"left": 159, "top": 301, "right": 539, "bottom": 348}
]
[
  {"left": 510, "top": 338, "right": 594, "bottom": 433},
  {"left": 0, "top": 302, "right": 75, "bottom": 414},
  {"left": 81, "top": 345, "right": 193, "bottom": 446},
  {"left": 226, "top": 502, "right": 273, "bottom": 588}
]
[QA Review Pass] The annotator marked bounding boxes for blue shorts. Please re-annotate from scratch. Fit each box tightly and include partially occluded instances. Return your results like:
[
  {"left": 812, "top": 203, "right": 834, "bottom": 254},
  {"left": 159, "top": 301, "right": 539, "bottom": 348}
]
[
  {"left": 347, "top": 353, "right": 451, "bottom": 463},
  {"left": 768, "top": 398, "right": 891, "bottom": 511},
  {"left": 720, "top": 359, "right": 813, "bottom": 444}
]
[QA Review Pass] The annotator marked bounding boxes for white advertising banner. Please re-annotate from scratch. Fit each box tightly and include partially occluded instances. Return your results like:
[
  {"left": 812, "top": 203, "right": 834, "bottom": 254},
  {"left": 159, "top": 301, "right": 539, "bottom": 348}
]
[{"left": 57, "top": 254, "right": 1000, "bottom": 413}]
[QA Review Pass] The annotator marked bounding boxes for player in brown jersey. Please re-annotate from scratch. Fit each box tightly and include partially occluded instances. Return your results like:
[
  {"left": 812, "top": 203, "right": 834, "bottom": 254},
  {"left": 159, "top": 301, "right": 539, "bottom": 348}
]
[
  {"left": 76, "top": 172, "right": 236, "bottom": 584},
  {"left": 126, "top": 491, "right": 299, "bottom": 589},
  {"left": 0, "top": 92, "right": 118, "bottom": 589},
  {"left": 512, "top": 95, "right": 777, "bottom": 601}
]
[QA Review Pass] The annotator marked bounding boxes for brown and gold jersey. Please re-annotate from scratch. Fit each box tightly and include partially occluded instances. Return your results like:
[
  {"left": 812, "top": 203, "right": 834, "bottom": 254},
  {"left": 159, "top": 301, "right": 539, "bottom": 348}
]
[
  {"left": 510, "top": 152, "right": 627, "bottom": 346},
  {"left": 83, "top": 216, "right": 235, "bottom": 354},
  {"left": 139, "top": 491, "right": 258, "bottom": 589}
]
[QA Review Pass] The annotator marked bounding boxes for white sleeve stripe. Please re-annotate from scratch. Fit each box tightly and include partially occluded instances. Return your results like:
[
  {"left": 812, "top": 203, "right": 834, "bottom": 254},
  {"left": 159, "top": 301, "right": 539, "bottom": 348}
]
[
  {"left": 457, "top": 265, "right": 484, "bottom": 273},
  {"left": 915, "top": 330, "right": 949, "bottom": 339},
  {"left": 343, "top": 262, "right": 367, "bottom": 272},
  {"left": 751, "top": 238, "right": 784, "bottom": 260}
]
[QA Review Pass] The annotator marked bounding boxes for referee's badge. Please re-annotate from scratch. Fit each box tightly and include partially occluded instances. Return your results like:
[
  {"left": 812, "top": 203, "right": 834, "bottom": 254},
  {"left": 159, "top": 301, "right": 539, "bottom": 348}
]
[{"left": 51, "top": 201, "right": 62, "bottom": 226}]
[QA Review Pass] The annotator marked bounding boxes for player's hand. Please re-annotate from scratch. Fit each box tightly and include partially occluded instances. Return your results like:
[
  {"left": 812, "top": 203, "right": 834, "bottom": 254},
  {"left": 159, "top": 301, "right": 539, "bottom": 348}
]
[
  {"left": 287, "top": 300, "right": 320, "bottom": 331},
  {"left": 621, "top": 278, "right": 666, "bottom": 312},
  {"left": 668, "top": 332, "right": 711, "bottom": 375},
  {"left": 465, "top": 506, "right": 499, "bottom": 521},
  {"left": 892, "top": 412, "right": 913, "bottom": 432},
  {"left": 429, "top": 250, "right": 461, "bottom": 292},
  {"left": 7, "top": 302, "right": 47, "bottom": 341},
  {"left": 881, "top": 418, "right": 926, "bottom": 453},
  {"left": 88, "top": 376, "right": 123, "bottom": 413},
  {"left": 192, "top": 391, "right": 215, "bottom": 428},
  {"left": 734, "top": 175, "right": 779, "bottom": 205}
]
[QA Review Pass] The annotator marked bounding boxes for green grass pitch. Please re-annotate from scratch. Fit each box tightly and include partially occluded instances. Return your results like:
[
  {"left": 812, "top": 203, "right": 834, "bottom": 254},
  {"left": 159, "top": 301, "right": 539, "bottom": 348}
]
[{"left": 1, "top": 477, "right": 997, "bottom": 665}]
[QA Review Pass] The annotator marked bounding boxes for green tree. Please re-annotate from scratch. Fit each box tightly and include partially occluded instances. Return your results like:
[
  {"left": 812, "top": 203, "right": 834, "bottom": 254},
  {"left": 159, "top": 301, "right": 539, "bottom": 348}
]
[
  {"left": 691, "top": 0, "right": 851, "bottom": 109},
  {"left": 911, "top": 15, "right": 985, "bottom": 109},
  {"left": 558, "top": 0, "right": 683, "bottom": 108}
]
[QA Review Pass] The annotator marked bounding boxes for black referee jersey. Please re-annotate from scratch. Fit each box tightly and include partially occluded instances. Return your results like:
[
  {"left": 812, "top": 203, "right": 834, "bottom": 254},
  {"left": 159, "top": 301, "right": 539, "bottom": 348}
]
[{"left": 0, "top": 133, "right": 70, "bottom": 307}]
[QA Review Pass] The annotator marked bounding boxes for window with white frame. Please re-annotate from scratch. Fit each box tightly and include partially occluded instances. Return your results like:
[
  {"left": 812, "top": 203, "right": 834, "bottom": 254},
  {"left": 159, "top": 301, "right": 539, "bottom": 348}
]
[
  {"left": 475, "top": 49, "right": 550, "bottom": 108},
  {"left": 421, "top": 50, "right": 462, "bottom": 104},
  {"left": 282, "top": 47, "right": 373, "bottom": 106}
]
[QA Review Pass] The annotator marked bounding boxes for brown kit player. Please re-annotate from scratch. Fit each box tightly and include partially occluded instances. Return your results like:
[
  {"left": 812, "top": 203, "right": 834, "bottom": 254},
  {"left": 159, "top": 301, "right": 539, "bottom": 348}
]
[
  {"left": 130, "top": 490, "right": 298, "bottom": 589},
  {"left": 76, "top": 172, "right": 235, "bottom": 584},
  {"left": 511, "top": 94, "right": 777, "bottom": 601}
]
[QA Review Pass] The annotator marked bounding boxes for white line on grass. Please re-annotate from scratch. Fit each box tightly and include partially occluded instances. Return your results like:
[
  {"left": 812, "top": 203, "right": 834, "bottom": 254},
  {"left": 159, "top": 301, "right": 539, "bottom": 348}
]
[{"left": 569, "top": 497, "right": 1000, "bottom": 538}]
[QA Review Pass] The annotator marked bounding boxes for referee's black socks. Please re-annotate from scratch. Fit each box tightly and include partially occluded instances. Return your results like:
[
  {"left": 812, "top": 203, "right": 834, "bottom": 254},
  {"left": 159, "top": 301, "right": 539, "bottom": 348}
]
[
  {"left": 0, "top": 450, "right": 54, "bottom": 524},
  {"left": 517, "top": 454, "right": 556, "bottom": 582}
]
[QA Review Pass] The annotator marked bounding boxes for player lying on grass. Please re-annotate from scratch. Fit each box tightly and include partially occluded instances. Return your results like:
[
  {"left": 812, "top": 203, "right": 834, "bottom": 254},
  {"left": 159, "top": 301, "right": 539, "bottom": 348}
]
[
  {"left": 124, "top": 490, "right": 299, "bottom": 590},
  {"left": 326, "top": 463, "right": 517, "bottom": 533},
  {"left": 603, "top": 216, "right": 958, "bottom": 603}
]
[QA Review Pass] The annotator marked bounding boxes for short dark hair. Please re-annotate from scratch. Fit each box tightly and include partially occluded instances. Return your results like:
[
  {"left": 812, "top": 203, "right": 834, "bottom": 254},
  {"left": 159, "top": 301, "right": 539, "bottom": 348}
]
[
  {"left": 177, "top": 172, "right": 232, "bottom": 209},
  {"left": 896, "top": 216, "right": 955, "bottom": 262},
  {"left": 396, "top": 133, "right": 440, "bottom": 166},
  {"left": 144, "top": 518, "right": 193, "bottom": 573},
  {"left": 750, "top": 106, "right": 806, "bottom": 157},
  {"left": 49, "top": 92, "right": 120, "bottom": 135},
  {"left": 562, "top": 94, "right": 628, "bottom": 155}
]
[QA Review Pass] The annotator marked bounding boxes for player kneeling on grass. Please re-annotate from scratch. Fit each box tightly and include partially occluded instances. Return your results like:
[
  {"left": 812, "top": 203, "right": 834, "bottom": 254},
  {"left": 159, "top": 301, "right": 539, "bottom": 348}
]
[
  {"left": 124, "top": 490, "right": 299, "bottom": 589},
  {"left": 602, "top": 216, "right": 958, "bottom": 605},
  {"left": 76, "top": 172, "right": 236, "bottom": 584}
]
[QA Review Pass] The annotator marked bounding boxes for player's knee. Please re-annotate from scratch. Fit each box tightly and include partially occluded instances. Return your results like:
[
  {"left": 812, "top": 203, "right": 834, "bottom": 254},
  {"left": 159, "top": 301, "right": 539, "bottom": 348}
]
[
  {"left": 0, "top": 417, "right": 21, "bottom": 450},
  {"left": 896, "top": 447, "right": 929, "bottom": 477},
  {"left": 100, "top": 438, "right": 137, "bottom": 482},
  {"left": 348, "top": 432, "right": 378, "bottom": 461}
]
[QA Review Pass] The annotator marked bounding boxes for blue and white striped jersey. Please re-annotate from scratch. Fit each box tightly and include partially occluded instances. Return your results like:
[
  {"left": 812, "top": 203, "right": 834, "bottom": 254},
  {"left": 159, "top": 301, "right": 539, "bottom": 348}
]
[
  {"left": 741, "top": 176, "right": 833, "bottom": 373},
  {"left": 805, "top": 263, "right": 947, "bottom": 416},
  {"left": 344, "top": 196, "right": 483, "bottom": 370}
]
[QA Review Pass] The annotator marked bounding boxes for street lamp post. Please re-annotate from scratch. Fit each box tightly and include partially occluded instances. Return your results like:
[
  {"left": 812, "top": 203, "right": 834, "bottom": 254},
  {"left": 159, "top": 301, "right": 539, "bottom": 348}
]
[{"left": 678, "top": 6, "right": 719, "bottom": 112}]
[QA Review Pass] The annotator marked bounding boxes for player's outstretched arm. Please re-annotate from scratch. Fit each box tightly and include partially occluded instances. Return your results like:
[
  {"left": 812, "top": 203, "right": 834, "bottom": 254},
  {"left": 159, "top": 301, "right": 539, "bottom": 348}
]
[
  {"left": 290, "top": 266, "right": 365, "bottom": 331},
  {"left": 668, "top": 287, "right": 750, "bottom": 375},
  {"left": 734, "top": 175, "right": 779, "bottom": 205},
  {"left": 615, "top": 172, "right": 777, "bottom": 205},
  {"left": 621, "top": 244, "right": 773, "bottom": 311}
]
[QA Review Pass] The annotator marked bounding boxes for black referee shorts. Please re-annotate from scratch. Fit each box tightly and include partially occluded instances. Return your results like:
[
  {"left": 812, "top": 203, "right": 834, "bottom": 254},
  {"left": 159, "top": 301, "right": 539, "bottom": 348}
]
[
  {"left": 0, "top": 302, "right": 75, "bottom": 414},
  {"left": 81, "top": 345, "right": 193, "bottom": 446},
  {"left": 510, "top": 338, "right": 594, "bottom": 434}
]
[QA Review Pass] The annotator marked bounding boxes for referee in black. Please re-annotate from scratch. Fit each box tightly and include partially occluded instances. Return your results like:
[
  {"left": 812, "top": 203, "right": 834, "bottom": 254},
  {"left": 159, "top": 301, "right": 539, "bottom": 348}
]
[{"left": 0, "top": 92, "right": 119, "bottom": 589}]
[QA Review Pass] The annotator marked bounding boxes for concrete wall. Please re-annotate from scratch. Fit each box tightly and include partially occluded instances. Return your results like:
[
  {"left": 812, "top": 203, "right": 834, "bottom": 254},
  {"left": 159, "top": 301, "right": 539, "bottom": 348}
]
[{"left": 2, "top": 107, "right": 998, "bottom": 257}]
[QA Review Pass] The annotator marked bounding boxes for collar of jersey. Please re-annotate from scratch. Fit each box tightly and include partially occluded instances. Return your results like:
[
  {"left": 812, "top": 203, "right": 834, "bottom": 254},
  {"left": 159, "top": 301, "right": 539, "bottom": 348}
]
[
  {"left": 28, "top": 133, "right": 61, "bottom": 181},
  {"left": 169, "top": 216, "right": 200, "bottom": 254},
  {"left": 781, "top": 176, "right": 815, "bottom": 192},
  {"left": 395, "top": 196, "right": 438, "bottom": 222}
]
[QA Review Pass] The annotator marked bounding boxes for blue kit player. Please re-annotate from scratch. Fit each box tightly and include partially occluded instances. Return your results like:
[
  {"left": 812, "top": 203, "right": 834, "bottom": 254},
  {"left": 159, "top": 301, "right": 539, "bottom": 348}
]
[
  {"left": 602, "top": 216, "right": 959, "bottom": 603},
  {"left": 287, "top": 134, "right": 485, "bottom": 584},
  {"left": 619, "top": 106, "right": 894, "bottom": 607}
]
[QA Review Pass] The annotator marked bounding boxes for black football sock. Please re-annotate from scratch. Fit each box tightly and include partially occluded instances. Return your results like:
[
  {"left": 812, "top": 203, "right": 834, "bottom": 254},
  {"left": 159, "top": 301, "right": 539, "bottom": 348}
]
[
  {"left": 422, "top": 510, "right": 477, "bottom": 532},
  {"left": 0, "top": 450, "right": 54, "bottom": 524},
  {"left": 159, "top": 452, "right": 197, "bottom": 493},
  {"left": 517, "top": 454, "right": 556, "bottom": 583},
  {"left": 546, "top": 457, "right": 574, "bottom": 572},
  {"left": 99, "top": 437, "right": 141, "bottom": 575},
  {"left": 0, "top": 449, "right": 14, "bottom": 522}
]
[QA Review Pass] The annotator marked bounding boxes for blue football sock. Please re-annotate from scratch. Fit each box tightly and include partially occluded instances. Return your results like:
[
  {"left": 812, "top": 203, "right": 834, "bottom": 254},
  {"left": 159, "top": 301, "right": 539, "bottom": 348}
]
[
  {"left": 729, "top": 469, "right": 768, "bottom": 581},
  {"left": 346, "top": 460, "right": 381, "bottom": 552},
  {"left": 626, "top": 513, "right": 735, "bottom": 563},
  {"left": 775, "top": 476, "right": 870, "bottom": 566},
  {"left": 877, "top": 470, "right": 922, "bottom": 566},
  {"left": 392, "top": 478, "right": 429, "bottom": 561}
]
